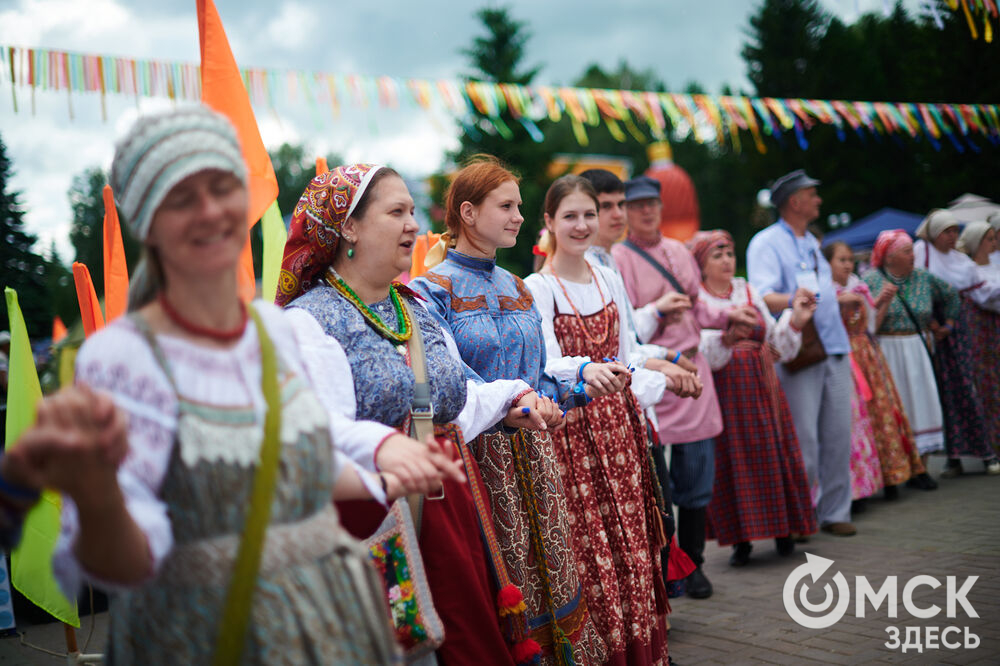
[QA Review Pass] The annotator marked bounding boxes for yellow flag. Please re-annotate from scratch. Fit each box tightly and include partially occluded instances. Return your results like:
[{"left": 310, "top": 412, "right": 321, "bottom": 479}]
[
  {"left": 3, "top": 288, "right": 80, "bottom": 627},
  {"left": 260, "top": 200, "right": 285, "bottom": 304}
]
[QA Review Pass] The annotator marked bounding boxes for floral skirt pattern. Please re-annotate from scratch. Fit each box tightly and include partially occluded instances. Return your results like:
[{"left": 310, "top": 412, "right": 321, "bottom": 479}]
[
  {"left": 472, "top": 430, "right": 606, "bottom": 665},
  {"left": 848, "top": 388, "right": 884, "bottom": 499},
  {"left": 964, "top": 301, "right": 1000, "bottom": 442},
  {"left": 935, "top": 300, "right": 996, "bottom": 459},
  {"left": 849, "top": 332, "right": 924, "bottom": 485}
]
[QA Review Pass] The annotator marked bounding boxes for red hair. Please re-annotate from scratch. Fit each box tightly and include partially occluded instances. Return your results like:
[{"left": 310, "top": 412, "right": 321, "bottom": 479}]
[{"left": 444, "top": 155, "right": 519, "bottom": 254}]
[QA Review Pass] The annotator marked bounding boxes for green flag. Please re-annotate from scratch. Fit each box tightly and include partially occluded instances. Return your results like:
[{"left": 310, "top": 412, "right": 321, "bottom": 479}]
[
  {"left": 3, "top": 287, "right": 79, "bottom": 627},
  {"left": 261, "top": 200, "right": 285, "bottom": 304}
]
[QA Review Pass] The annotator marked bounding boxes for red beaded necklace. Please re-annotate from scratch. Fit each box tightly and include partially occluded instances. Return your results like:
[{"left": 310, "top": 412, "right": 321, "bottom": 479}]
[{"left": 158, "top": 292, "right": 248, "bottom": 342}]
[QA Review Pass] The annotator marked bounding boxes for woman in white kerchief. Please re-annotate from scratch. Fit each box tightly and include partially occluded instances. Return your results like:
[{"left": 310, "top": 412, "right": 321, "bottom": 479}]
[
  {"left": 913, "top": 210, "right": 1000, "bottom": 477},
  {"left": 956, "top": 221, "right": 1000, "bottom": 452}
]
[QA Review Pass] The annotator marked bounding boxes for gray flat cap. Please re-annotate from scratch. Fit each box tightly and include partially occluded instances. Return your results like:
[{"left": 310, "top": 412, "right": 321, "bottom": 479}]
[
  {"left": 769, "top": 169, "right": 820, "bottom": 209},
  {"left": 624, "top": 175, "right": 662, "bottom": 202}
]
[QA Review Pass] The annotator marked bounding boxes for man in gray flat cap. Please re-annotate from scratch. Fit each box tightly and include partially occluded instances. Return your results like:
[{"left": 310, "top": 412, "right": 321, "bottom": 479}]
[{"left": 746, "top": 170, "right": 859, "bottom": 538}]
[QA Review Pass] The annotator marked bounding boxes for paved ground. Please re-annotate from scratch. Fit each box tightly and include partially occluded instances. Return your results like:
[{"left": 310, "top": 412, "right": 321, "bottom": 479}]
[
  {"left": 668, "top": 457, "right": 1000, "bottom": 665},
  {"left": 0, "top": 457, "right": 996, "bottom": 664}
]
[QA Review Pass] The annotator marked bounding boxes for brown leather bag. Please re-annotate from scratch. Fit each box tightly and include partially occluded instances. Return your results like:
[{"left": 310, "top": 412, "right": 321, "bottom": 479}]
[{"left": 783, "top": 319, "right": 827, "bottom": 373}]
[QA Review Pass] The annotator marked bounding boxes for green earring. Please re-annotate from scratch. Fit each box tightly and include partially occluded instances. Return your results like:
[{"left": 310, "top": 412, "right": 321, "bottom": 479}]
[{"left": 347, "top": 246, "right": 355, "bottom": 259}]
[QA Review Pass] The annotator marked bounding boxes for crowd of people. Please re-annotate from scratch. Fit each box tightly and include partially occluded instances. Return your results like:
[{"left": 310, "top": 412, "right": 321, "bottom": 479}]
[{"left": 0, "top": 106, "right": 997, "bottom": 665}]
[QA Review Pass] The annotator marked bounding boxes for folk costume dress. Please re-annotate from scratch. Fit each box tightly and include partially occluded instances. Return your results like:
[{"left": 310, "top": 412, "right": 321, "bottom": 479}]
[
  {"left": 525, "top": 265, "right": 669, "bottom": 666},
  {"left": 862, "top": 268, "right": 959, "bottom": 456},
  {"left": 830, "top": 278, "right": 884, "bottom": 499},
  {"left": 286, "top": 285, "right": 530, "bottom": 666},
  {"left": 698, "top": 278, "right": 817, "bottom": 546},
  {"left": 836, "top": 275, "right": 924, "bottom": 487},
  {"left": 411, "top": 250, "right": 607, "bottom": 665},
  {"left": 54, "top": 303, "right": 400, "bottom": 665},
  {"left": 964, "top": 261, "right": 1000, "bottom": 435},
  {"left": 913, "top": 242, "right": 998, "bottom": 459}
]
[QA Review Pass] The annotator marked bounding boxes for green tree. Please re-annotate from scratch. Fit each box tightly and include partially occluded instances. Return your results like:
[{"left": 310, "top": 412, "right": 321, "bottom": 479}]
[
  {"left": 0, "top": 134, "right": 52, "bottom": 338},
  {"left": 452, "top": 6, "right": 554, "bottom": 274},
  {"left": 68, "top": 167, "right": 141, "bottom": 297}
]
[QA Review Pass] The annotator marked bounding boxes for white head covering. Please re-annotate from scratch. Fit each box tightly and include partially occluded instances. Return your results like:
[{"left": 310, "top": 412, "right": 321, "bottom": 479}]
[
  {"left": 988, "top": 212, "right": 1000, "bottom": 232},
  {"left": 914, "top": 209, "right": 960, "bottom": 242},
  {"left": 957, "top": 221, "right": 992, "bottom": 257}
]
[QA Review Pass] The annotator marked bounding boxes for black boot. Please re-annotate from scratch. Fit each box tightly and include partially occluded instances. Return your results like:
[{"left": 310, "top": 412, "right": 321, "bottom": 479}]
[
  {"left": 730, "top": 542, "right": 752, "bottom": 567},
  {"left": 678, "top": 507, "right": 712, "bottom": 599}
]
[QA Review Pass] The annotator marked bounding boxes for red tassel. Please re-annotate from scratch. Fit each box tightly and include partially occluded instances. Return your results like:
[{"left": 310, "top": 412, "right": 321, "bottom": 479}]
[
  {"left": 512, "top": 638, "right": 542, "bottom": 664},
  {"left": 498, "top": 584, "right": 524, "bottom": 609}
]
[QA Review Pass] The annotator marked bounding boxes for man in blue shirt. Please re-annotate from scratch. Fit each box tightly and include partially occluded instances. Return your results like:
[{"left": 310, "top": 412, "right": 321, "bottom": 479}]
[{"left": 747, "top": 170, "right": 859, "bottom": 537}]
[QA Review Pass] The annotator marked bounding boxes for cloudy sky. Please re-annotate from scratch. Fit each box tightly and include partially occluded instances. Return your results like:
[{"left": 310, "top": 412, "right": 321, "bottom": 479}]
[{"left": 0, "top": 0, "right": 920, "bottom": 260}]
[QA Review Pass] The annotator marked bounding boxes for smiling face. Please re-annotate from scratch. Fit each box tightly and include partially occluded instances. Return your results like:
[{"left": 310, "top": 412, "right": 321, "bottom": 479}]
[
  {"left": 146, "top": 169, "right": 248, "bottom": 283},
  {"left": 545, "top": 188, "right": 599, "bottom": 258},
  {"left": 932, "top": 225, "right": 960, "bottom": 253},
  {"left": 829, "top": 244, "right": 855, "bottom": 285},
  {"left": 463, "top": 179, "right": 524, "bottom": 253},
  {"left": 595, "top": 191, "right": 627, "bottom": 248},
  {"left": 341, "top": 174, "right": 418, "bottom": 281}
]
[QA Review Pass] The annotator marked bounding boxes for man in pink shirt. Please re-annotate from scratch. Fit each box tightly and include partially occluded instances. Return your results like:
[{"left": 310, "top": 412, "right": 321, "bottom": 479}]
[{"left": 612, "top": 175, "right": 756, "bottom": 599}]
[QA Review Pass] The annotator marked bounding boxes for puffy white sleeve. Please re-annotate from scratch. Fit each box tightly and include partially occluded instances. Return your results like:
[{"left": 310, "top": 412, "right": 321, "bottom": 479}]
[
  {"left": 524, "top": 273, "right": 591, "bottom": 384},
  {"left": 699, "top": 328, "right": 732, "bottom": 371},
  {"left": 598, "top": 267, "right": 667, "bottom": 407},
  {"left": 456, "top": 378, "right": 532, "bottom": 440},
  {"left": 54, "top": 324, "right": 177, "bottom": 596},
  {"left": 755, "top": 284, "right": 802, "bottom": 362},
  {"left": 967, "top": 278, "right": 1000, "bottom": 312},
  {"left": 285, "top": 307, "right": 396, "bottom": 477}
]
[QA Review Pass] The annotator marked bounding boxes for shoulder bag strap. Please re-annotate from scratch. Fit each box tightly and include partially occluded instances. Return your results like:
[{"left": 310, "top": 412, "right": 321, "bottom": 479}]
[
  {"left": 878, "top": 268, "right": 934, "bottom": 362},
  {"left": 213, "top": 305, "right": 284, "bottom": 666},
  {"left": 400, "top": 296, "right": 429, "bottom": 536},
  {"left": 623, "top": 239, "right": 685, "bottom": 294}
]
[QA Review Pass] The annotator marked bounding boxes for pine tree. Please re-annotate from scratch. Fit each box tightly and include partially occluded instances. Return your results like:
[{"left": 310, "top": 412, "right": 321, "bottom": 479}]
[{"left": 0, "top": 133, "right": 52, "bottom": 338}]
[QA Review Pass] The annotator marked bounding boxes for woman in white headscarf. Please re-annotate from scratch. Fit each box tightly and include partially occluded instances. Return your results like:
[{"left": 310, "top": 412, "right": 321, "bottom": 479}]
[
  {"left": 957, "top": 221, "right": 1000, "bottom": 449},
  {"left": 913, "top": 210, "right": 1000, "bottom": 477}
]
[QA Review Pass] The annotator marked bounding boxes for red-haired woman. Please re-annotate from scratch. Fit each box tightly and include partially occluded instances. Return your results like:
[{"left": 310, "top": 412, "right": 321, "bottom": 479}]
[
  {"left": 525, "top": 175, "right": 669, "bottom": 665},
  {"left": 410, "top": 156, "right": 607, "bottom": 664}
]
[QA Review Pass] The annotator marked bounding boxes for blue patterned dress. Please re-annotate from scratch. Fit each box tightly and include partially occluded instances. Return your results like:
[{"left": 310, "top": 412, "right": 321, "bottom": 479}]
[
  {"left": 412, "top": 251, "right": 606, "bottom": 664},
  {"left": 288, "top": 284, "right": 517, "bottom": 666}
]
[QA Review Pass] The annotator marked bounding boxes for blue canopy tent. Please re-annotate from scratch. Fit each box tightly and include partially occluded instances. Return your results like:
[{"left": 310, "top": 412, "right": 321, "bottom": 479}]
[{"left": 821, "top": 207, "right": 924, "bottom": 250}]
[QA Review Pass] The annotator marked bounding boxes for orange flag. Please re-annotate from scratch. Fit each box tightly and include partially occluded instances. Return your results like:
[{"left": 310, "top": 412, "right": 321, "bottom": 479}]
[
  {"left": 197, "top": 0, "right": 279, "bottom": 303},
  {"left": 102, "top": 184, "right": 129, "bottom": 322},
  {"left": 51, "top": 317, "right": 67, "bottom": 343},
  {"left": 315, "top": 157, "right": 329, "bottom": 176},
  {"left": 409, "top": 231, "right": 442, "bottom": 279},
  {"left": 72, "top": 263, "right": 105, "bottom": 338}
]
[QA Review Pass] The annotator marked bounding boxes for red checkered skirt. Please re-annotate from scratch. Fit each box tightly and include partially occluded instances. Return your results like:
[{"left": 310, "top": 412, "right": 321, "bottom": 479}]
[{"left": 706, "top": 341, "right": 817, "bottom": 546}]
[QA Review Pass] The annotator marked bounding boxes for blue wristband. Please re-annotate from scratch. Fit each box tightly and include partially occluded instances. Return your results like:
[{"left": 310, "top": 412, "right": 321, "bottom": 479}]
[
  {"left": 0, "top": 464, "right": 41, "bottom": 503},
  {"left": 672, "top": 350, "right": 682, "bottom": 364},
  {"left": 788, "top": 294, "right": 795, "bottom": 309},
  {"left": 577, "top": 360, "right": 592, "bottom": 383}
]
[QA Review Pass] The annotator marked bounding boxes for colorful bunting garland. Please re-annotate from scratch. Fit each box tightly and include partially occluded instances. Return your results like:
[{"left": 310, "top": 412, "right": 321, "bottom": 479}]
[{"left": 1, "top": 44, "right": 998, "bottom": 153}]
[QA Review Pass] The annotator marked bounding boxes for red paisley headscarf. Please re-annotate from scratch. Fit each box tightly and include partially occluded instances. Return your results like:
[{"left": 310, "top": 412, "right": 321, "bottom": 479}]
[
  {"left": 686, "top": 229, "right": 734, "bottom": 270},
  {"left": 870, "top": 229, "right": 912, "bottom": 269},
  {"left": 276, "top": 163, "right": 383, "bottom": 307}
]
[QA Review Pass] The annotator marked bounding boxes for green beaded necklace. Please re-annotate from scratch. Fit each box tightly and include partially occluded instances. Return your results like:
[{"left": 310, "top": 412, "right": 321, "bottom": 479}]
[{"left": 325, "top": 268, "right": 413, "bottom": 344}]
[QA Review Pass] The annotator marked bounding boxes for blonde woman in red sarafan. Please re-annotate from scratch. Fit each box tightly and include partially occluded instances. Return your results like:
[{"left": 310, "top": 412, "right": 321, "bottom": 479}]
[
  {"left": 691, "top": 230, "right": 817, "bottom": 567},
  {"left": 525, "top": 174, "right": 670, "bottom": 666}
]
